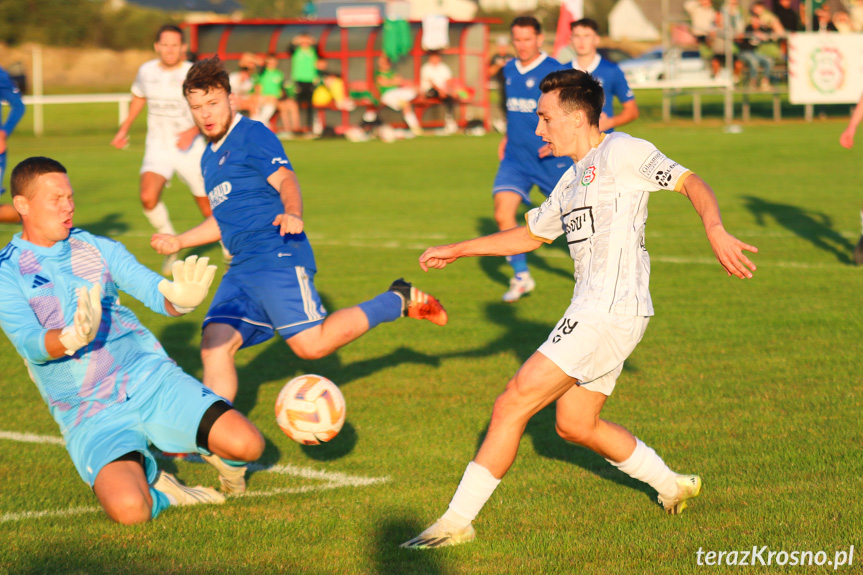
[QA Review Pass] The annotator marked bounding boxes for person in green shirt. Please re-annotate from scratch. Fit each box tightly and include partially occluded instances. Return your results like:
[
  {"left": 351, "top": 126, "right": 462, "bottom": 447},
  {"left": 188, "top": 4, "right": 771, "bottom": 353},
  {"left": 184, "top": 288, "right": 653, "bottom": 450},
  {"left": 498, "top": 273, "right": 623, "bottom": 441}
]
[
  {"left": 375, "top": 55, "right": 422, "bottom": 135},
  {"left": 290, "top": 32, "right": 323, "bottom": 132}
]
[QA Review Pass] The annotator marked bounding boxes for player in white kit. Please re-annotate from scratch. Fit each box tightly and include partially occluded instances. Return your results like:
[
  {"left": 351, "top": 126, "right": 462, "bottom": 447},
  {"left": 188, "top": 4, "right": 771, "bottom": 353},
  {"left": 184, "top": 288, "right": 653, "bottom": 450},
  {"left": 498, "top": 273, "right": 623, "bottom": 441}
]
[
  {"left": 402, "top": 69, "right": 758, "bottom": 548},
  {"left": 111, "top": 25, "right": 209, "bottom": 275}
]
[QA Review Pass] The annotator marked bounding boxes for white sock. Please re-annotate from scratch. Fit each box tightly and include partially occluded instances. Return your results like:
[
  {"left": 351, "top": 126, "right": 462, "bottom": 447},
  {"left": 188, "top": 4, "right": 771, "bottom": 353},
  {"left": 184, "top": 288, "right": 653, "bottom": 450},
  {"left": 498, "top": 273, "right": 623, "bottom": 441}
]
[
  {"left": 608, "top": 438, "right": 679, "bottom": 500},
  {"left": 143, "top": 201, "right": 175, "bottom": 236},
  {"left": 441, "top": 461, "right": 501, "bottom": 528},
  {"left": 859, "top": 208, "right": 863, "bottom": 236}
]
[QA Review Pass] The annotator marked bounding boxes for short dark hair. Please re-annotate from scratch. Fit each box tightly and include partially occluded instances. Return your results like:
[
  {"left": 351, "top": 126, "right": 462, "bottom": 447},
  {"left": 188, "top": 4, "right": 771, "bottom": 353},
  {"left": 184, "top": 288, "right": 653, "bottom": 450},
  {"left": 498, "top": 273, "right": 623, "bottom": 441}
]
[
  {"left": 155, "top": 24, "right": 184, "bottom": 43},
  {"left": 510, "top": 16, "right": 542, "bottom": 34},
  {"left": 570, "top": 18, "right": 600, "bottom": 33},
  {"left": 183, "top": 56, "right": 232, "bottom": 96},
  {"left": 539, "top": 69, "right": 604, "bottom": 127},
  {"left": 11, "top": 157, "right": 67, "bottom": 199}
]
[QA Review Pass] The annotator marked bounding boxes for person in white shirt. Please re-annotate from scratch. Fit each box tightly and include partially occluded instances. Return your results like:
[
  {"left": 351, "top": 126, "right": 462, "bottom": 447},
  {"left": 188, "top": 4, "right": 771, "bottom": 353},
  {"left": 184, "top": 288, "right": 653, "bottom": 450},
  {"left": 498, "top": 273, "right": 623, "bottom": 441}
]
[
  {"left": 402, "top": 68, "right": 758, "bottom": 549},
  {"left": 419, "top": 50, "right": 458, "bottom": 134},
  {"left": 111, "top": 25, "right": 209, "bottom": 275}
]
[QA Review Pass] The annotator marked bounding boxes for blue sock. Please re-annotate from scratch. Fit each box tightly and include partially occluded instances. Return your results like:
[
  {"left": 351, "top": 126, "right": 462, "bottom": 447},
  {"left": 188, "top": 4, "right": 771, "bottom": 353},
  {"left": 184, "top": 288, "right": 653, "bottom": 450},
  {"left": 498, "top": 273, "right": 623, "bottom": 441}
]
[
  {"left": 358, "top": 291, "right": 403, "bottom": 328},
  {"left": 0, "top": 151, "right": 6, "bottom": 195},
  {"left": 506, "top": 253, "right": 529, "bottom": 276},
  {"left": 150, "top": 486, "right": 171, "bottom": 520}
]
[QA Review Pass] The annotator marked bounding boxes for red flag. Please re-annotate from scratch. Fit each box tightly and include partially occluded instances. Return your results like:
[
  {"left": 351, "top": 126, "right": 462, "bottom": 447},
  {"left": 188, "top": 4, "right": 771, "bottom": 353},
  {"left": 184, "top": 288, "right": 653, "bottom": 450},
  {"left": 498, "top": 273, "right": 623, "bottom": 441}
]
[{"left": 553, "top": 0, "right": 584, "bottom": 60}]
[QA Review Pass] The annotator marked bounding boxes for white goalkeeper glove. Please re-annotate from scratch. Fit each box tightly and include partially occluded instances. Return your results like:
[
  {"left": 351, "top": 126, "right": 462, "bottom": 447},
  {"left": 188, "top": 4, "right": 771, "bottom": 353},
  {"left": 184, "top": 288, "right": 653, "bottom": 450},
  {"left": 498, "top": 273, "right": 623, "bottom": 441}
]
[
  {"left": 59, "top": 284, "right": 102, "bottom": 356},
  {"left": 158, "top": 255, "right": 217, "bottom": 314}
]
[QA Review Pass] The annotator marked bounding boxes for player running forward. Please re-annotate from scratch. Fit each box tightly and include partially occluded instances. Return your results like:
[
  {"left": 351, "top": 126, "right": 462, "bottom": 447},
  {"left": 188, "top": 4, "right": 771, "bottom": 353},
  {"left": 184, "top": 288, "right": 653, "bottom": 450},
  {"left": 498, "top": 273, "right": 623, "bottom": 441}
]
[
  {"left": 402, "top": 69, "right": 758, "bottom": 548},
  {"left": 0, "top": 65, "right": 25, "bottom": 223},
  {"left": 151, "top": 56, "right": 447, "bottom": 409},
  {"left": 0, "top": 157, "right": 265, "bottom": 523},
  {"left": 493, "top": 16, "right": 572, "bottom": 303},
  {"left": 567, "top": 18, "right": 639, "bottom": 133},
  {"left": 111, "top": 25, "right": 211, "bottom": 276}
]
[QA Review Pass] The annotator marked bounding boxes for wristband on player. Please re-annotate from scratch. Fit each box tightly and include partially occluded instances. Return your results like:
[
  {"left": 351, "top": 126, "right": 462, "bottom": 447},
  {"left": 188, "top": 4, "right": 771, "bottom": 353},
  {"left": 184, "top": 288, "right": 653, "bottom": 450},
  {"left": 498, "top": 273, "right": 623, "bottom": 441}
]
[
  {"left": 157, "top": 255, "right": 217, "bottom": 315},
  {"left": 58, "top": 284, "right": 102, "bottom": 356}
]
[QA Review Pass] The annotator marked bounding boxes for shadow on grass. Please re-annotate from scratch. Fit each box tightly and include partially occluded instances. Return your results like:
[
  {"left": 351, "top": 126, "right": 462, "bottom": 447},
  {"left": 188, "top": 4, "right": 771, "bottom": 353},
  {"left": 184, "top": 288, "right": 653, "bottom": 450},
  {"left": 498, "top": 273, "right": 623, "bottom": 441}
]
[
  {"left": 79, "top": 212, "right": 130, "bottom": 238},
  {"left": 372, "top": 515, "right": 448, "bottom": 575},
  {"left": 742, "top": 195, "right": 855, "bottom": 264},
  {"left": 438, "top": 301, "right": 652, "bottom": 501},
  {"left": 474, "top": 217, "right": 572, "bottom": 289},
  {"left": 159, "top": 292, "right": 440, "bottom": 464}
]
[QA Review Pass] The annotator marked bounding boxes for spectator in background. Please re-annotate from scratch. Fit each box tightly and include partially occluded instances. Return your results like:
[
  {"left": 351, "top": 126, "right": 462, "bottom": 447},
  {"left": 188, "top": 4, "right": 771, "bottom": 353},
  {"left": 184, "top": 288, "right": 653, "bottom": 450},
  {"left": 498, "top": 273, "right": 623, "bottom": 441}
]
[
  {"left": 290, "top": 31, "right": 323, "bottom": 135},
  {"left": 487, "top": 36, "right": 513, "bottom": 133},
  {"left": 850, "top": 0, "right": 863, "bottom": 32},
  {"left": 420, "top": 50, "right": 459, "bottom": 135},
  {"left": 228, "top": 53, "right": 258, "bottom": 117},
  {"left": 712, "top": 0, "right": 746, "bottom": 81},
  {"left": 684, "top": 0, "right": 719, "bottom": 47},
  {"left": 0, "top": 64, "right": 25, "bottom": 224},
  {"left": 773, "top": 0, "right": 802, "bottom": 32},
  {"left": 814, "top": 4, "right": 839, "bottom": 30},
  {"left": 375, "top": 54, "right": 422, "bottom": 136},
  {"left": 252, "top": 54, "right": 285, "bottom": 129},
  {"left": 750, "top": 1, "right": 786, "bottom": 32},
  {"left": 740, "top": 12, "right": 776, "bottom": 89},
  {"left": 832, "top": 9, "right": 854, "bottom": 31}
]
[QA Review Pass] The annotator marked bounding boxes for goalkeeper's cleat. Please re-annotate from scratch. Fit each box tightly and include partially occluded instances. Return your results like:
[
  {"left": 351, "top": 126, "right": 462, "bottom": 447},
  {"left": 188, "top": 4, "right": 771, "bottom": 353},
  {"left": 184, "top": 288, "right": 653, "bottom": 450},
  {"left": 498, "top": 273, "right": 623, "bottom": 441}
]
[
  {"left": 502, "top": 273, "right": 536, "bottom": 303},
  {"left": 161, "top": 253, "right": 178, "bottom": 277},
  {"left": 400, "top": 518, "right": 476, "bottom": 549},
  {"left": 388, "top": 279, "right": 448, "bottom": 326},
  {"left": 152, "top": 471, "right": 225, "bottom": 506},
  {"left": 201, "top": 453, "right": 247, "bottom": 495},
  {"left": 657, "top": 474, "right": 702, "bottom": 515}
]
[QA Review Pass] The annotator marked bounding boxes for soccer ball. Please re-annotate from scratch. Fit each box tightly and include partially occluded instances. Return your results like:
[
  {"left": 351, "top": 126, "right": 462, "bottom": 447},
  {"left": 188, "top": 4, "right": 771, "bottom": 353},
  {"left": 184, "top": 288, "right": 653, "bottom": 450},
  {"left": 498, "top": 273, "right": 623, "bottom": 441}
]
[{"left": 275, "top": 374, "right": 346, "bottom": 445}]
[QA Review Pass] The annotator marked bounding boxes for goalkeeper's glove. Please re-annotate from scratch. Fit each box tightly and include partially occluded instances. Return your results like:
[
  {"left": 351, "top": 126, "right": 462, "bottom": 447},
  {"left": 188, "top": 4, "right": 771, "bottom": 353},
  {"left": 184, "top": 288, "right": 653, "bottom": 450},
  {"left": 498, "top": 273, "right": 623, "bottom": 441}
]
[
  {"left": 158, "top": 255, "right": 217, "bottom": 314},
  {"left": 58, "top": 284, "right": 102, "bottom": 356}
]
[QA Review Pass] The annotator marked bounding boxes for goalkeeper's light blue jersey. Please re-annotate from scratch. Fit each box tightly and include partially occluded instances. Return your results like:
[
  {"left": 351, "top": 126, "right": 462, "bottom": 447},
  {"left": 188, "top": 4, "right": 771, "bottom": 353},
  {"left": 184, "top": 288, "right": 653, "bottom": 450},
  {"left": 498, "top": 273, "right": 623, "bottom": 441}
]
[{"left": 0, "top": 229, "right": 175, "bottom": 436}]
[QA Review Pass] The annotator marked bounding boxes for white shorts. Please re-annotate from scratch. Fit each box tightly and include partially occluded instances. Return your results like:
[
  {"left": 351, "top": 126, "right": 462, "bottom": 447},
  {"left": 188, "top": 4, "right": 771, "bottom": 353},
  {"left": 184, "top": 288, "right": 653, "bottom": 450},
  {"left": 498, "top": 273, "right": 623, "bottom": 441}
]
[
  {"left": 537, "top": 307, "right": 650, "bottom": 396},
  {"left": 140, "top": 135, "right": 207, "bottom": 198},
  {"left": 381, "top": 87, "right": 417, "bottom": 111}
]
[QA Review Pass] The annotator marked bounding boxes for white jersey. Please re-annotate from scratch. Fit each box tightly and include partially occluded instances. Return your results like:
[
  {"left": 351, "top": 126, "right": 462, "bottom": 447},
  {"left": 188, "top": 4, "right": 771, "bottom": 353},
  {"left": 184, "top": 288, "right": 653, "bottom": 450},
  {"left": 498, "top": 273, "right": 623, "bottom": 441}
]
[
  {"left": 131, "top": 59, "right": 196, "bottom": 149},
  {"left": 526, "top": 132, "right": 692, "bottom": 317}
]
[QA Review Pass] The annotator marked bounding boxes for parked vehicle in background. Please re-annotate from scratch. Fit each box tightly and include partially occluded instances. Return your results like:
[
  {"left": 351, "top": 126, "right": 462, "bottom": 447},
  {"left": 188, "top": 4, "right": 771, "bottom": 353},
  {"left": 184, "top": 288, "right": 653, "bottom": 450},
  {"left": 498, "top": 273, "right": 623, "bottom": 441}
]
[{"left": 618, "top": 47, "right": 712, "bottom": 84}]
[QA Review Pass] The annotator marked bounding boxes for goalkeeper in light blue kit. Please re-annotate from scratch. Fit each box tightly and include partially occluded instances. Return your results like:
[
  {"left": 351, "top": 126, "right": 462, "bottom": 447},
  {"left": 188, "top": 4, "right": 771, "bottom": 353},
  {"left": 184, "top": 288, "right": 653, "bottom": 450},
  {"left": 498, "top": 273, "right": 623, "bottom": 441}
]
[
  {"left": 0, "top": 157, "right": 265, "bottom": 524},
  {"left": 0, "top": 65, "right": 25, "bottom": 223}
]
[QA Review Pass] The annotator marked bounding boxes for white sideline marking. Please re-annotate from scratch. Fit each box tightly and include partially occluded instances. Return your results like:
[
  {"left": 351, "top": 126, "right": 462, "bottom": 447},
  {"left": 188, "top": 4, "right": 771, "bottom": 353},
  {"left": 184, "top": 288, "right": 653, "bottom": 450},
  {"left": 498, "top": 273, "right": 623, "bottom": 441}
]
[{"left": 0, "top": 430, "right": 388, "bottom": 523}]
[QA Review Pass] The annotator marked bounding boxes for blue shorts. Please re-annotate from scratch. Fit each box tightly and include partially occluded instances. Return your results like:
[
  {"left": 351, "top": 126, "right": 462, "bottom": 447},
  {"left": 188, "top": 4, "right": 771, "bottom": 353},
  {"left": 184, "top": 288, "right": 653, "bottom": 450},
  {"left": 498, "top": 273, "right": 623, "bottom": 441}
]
[
  {"left": 64, "top": 363, "right": 225, "bottom": 487},
  {"left": 204, "top": 264, "right": 327, "bottom": 349},
  {"left": 492, "top": 155, "right": 571, "bottom": 205}
]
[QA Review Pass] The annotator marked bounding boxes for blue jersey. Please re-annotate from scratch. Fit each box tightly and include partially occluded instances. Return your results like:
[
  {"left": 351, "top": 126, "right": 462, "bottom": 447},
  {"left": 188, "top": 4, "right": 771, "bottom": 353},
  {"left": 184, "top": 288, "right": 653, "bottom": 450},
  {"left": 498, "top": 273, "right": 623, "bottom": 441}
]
[
  {"left": 568, "top": 57, "right": 634, "bottom": 131},
  {"left": 503, "top": 54, "right": 568, "bottom": 165},
  {"left": 0, "top": 230, "right": 176, "bottom": 436},
  {"left": 0, "top": 66, "right": 25, "bottom": 136},
  {"left": 202, "top": 115, "right": 316, "bottom": 272}
]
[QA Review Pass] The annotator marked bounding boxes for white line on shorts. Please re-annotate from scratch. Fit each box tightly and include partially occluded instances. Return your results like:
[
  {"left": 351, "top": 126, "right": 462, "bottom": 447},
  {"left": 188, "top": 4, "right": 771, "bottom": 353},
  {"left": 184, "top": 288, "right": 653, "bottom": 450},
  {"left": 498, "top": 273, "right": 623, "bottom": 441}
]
[{"left": 0, "top": 430, "right": 388, "bottom": 523}]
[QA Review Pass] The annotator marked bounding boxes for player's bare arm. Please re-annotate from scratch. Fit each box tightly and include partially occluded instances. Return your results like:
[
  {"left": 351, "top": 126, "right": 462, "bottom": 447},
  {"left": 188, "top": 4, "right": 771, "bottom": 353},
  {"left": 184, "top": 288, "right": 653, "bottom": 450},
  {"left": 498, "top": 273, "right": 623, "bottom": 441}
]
[
  {"left": 0, "top": 130, "right": 6, "bottom": 154},
  {"left": 840, "top": 93, "right": 863, "bottom": 149},
  {"left": 151, "top": 215, "right": 221, "bottom": 255},
  {"left": 269, "top": 167, "right": 304, "bottom": 236},
  {"left": 175, "top": 126, "right": 201, "bottom": 151},
  {"left": 599, "top": 100, "right": 639, "bottom": 132},
  {"left": 111, "top": 95, "right": 147, "bottom": 149},
  {"left": 678, "top": 173, "right": 758, "bottom": 279},
  {"left": 420, "top": 227, "right": 543, "bottom": 271}
]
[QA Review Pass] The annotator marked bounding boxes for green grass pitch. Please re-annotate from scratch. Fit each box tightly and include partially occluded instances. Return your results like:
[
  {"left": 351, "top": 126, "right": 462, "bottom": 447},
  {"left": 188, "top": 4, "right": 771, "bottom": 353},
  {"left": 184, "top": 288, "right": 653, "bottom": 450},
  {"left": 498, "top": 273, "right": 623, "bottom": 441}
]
[{"left": 1, "top": 107, "right": 862, "bottom": 574}]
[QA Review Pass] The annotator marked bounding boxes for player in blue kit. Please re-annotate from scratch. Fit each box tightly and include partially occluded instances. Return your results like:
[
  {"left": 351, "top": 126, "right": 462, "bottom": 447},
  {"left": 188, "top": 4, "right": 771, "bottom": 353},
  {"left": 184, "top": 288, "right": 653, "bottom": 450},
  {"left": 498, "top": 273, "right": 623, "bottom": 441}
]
[
  {"left": 566, "top": 19, "right": 638, "bottom": 134},
  {"left": 493, "top": 17, "right": 572, "bottom": 303},
  {"left": 0, "top": 157, "right": 265, "bottom": 524},
  {"left": 151, "top": 57, "right": 448, "bottom": 406},
  {"left": 0, "top": 65, "right": 25, "bottom": 223}
]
